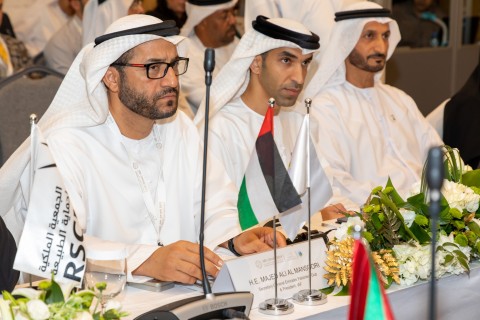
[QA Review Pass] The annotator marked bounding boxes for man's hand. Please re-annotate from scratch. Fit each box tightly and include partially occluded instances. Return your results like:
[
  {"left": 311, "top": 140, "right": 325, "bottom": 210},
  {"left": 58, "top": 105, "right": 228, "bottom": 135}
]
[
  {"left": 232, "top": 227, "right": 287, "bottom": 256},
  {"left": 132, "top": 240, "right": 223, "bottom": 284},
  {"left": 321, "top": 203, "right": 347, "bottom": 220}
]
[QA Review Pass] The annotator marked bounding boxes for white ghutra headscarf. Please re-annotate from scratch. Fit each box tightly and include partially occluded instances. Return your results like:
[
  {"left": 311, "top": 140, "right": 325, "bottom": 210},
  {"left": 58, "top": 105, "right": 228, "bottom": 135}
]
[
  {"left": 0, "top": 14, "right": 185, "bottom": 216},
  {"left": 194, "top": 15, "right": 320, "bottom": 129},
  {"left": 180, "top": 0, "right": 239, "bottom": 37},
  {"left": 303, "top": 1, "right": 401, "bottom": 99}
]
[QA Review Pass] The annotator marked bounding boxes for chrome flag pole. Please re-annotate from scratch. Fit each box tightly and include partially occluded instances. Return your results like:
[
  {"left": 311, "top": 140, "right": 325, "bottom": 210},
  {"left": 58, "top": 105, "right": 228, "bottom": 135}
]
[
  {"left": 28, "top": 113, "right": 38, "bottom": 288},
  {"left": 259, "top": 98, "right": 294, "bottom": 316},
  {"left": 292, "top": 99, "right": 327, "bottom": 306}
]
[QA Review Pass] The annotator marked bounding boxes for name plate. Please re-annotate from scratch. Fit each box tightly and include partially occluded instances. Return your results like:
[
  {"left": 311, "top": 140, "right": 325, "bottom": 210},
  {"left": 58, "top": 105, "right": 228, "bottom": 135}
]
[{"left": 212, "top": 237, "right": 328, "bottom": 307}]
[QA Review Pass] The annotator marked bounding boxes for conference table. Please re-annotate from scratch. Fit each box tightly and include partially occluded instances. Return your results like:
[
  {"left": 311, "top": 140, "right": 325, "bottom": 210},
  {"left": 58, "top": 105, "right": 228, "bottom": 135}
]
[{"left": 121, "top": 258, "right": 480, "bottom": 319}]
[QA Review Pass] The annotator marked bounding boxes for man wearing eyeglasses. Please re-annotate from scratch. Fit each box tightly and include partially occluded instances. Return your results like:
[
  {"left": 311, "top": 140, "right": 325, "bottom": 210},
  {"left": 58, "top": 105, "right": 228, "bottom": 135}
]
[{"left": 0, "top": 14, "right": 285, "bottom": 285}]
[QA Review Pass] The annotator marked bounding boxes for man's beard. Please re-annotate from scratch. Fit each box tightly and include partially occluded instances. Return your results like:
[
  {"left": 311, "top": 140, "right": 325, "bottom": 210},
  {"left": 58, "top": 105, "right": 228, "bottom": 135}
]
[
  {"left": 348, "top": 49, "right": 386, "bottom": 73},
  {"left": 118, "top": 76, "right": 178, "bottom": 120}
]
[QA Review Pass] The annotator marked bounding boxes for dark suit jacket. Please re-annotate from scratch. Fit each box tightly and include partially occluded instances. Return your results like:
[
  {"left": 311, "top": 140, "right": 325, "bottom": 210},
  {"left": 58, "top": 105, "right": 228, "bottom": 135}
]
[
  {"left": 0, "top": 216, "right": 19, "bottom": 291},
  {"left": 0, "top": 13, "right": 16, "bottom": 38}
]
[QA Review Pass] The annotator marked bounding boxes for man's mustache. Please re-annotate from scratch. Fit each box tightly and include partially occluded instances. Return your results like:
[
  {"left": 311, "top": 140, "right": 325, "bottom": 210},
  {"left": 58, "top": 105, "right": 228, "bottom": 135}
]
[
  {"left": 155, "top": 87, "right": 178, "bottom": 99},
  {"left": 368, "top": 53, "right": 386, "bottom": 60}
]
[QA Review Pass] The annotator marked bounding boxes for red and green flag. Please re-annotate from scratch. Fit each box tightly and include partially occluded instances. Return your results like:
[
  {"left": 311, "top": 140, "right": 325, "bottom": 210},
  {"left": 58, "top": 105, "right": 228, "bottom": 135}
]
[
  {"left": 349, "top": 239, "right": 395, "bottom": 320},
  {"left": 237, "top": 106, "right": 302, "bottom": 230}
]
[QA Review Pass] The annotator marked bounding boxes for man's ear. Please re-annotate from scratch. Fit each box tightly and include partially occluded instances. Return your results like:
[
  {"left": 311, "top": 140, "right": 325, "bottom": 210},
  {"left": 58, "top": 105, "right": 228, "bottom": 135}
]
[
  {"left": 249, "top": 55, "right": 263, "bottom": 75},
  {"left": 103, "top": 67, "right": 120, "bottom": 93}
]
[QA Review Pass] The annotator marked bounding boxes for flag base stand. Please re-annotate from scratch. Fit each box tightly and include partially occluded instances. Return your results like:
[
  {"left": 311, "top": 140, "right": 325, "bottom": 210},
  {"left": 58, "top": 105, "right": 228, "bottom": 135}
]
[
  {"left": 258, "top": 298, "right": 294, "bottom": 315},
  {"left": 292, "top": 289, "right": 328, "bottom": 306}
]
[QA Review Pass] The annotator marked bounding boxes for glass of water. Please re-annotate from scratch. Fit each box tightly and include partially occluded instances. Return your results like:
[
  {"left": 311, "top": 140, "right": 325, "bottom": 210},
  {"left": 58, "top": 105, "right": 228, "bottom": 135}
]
[{"left": 84, "top": 243, "right": 127, "bottom": 310}]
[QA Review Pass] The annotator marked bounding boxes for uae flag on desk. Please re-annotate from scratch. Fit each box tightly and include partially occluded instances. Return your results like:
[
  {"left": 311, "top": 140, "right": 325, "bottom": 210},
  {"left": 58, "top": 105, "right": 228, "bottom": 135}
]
[
  {"left": 237, "top": 106, "right": 302, "bottom": 230},
  {"left": 349, "top": 239, "right": 395, "bottom": 320}
]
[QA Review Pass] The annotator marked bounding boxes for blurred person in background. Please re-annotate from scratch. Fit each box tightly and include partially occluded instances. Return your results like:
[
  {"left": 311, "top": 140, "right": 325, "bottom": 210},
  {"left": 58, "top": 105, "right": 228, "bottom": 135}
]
[
  {"left": 393, "top": 0, "right": 446, "bottom": 47},
  {"left": 82, "top": 0, "right": 145, "bottom": 46},
  {"left": 0, "top": 0, "right": 15, "bottom": 38},
  {"left": 44, "top": 0, "right": 90, "bottom": 74},
  {"left": 13, "top": 0, "right": 74, "bottom": 56},
  {"left": 147, "top": 0, "right": 186, "bottom": 28},
  {"left": 178, "top": 0, "right": 239, "bottom": 115},
  {"left": 443, "top": 64, "right": 480, "bottom": 169},
  {"left": 0, "top": 0, "right": 31, "bottom": 76}
]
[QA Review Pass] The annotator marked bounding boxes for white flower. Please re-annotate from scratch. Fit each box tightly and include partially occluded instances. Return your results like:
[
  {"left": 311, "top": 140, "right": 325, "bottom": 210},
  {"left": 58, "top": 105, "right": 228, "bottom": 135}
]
[
  {"left": 442, "top": 180, "right": 480, "bottom": 213},
  {"left": 104, "top": 300, "right": 122, "bottom": 312},
  {"left": 59, "top": 282, "right": 76, "bottom": 300},
  {"left": 0, "top": 299, "right": 13, "bottom": 320},
  {"left": 407, "top": 181, "right": 421, "bottom": 198},
  {"left": 333, "top": 216, "right": 364, "bottom": 240},
  {"left": 393, "top": 243, "right": 432, "bottom": 285},
  {"left": 26, "top": 300, "right": 50, "bottom": 320},
  {"left": 11, "top": 288, "right": 42, "bottom": 300},
  {"left": 399, "top": 209, "right": 416, "bottom": 227},
  {"left": 74, "top": 311, "right": 94, "bottom": 320}
]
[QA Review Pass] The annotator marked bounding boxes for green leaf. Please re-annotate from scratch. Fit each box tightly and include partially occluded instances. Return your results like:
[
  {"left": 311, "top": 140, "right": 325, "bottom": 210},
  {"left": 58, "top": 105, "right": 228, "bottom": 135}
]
[
  {"left": 371, "top": 186, "right": 383, "bottom": 195},
  {"left": 45, "top": 278, "right": 65, "bottom": 304},
  {"left": 455, "top": 254, "right": 470, "bottom": 273},
  {"left": 385, "top": 178, "right": 404, "bottom": 205},
  {"left": 450, "top": 208, "right": 463, "bottom": 219},
  {"left": 334, "top": 285, "right": 350, "bottom": 296},
  {"left": 320, "top": 286, "right": 335, "bottom": 295},
  {"left": 452, "top": 220, "right": 466, "bottom": 230},
  {"left": 465, "top": 230, "right": 478, "bottom": 246},
  {"left": 414, "top": 215, "right": 429, "bottom": 227},
  {"left": 377, "top": 191, "right": 418, "bottom": 242},
  {"left": 371, "top": 213, "right": 383, "bottom": 230},
  {"left": 443, "top": 254, "right": 454, "bottom": 265},
  {"left": 462, "top": 169, "right": 480, "bottom": 188},
  {"left": 468, "top": 221, "right": 480, "bottom": 237},
  {"left": 453, "top": 249, "right": 469, "bottom": 261},
  {"left": 363, "top": 231, "right": 374, "bottom": 243},
  {"left": 454, "top": 233, "right": 468, "bottom": 247},
  {"left": 409, "top": 222, "right": 431, "bottom": 244},
  {"left": 383, "top": 186, "right": 394, "bottom": 195},
  {"left": 475, "top": 241, "right": 480, "bottom": 253},
  {"left": 443, "top": 242, "right": 459, "bottom": 248}
]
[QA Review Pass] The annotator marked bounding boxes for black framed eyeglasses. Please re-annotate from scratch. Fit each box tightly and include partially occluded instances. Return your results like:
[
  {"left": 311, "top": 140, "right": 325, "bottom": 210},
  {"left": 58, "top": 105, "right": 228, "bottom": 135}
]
[{"left": 111, "top": 57, "right": 189, "bottom": 79}]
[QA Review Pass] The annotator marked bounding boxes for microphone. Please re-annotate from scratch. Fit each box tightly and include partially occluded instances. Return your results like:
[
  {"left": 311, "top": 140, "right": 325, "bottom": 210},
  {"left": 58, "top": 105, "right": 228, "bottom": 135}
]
[
  {"left": 204, "top": 48, "right": 215, "bottom": 86},
  {"left": 426, "top": 146, "right": 444, "bottom": 320},
  {"left": 134, "top": 49, "right": 253, "bottom": 320}
]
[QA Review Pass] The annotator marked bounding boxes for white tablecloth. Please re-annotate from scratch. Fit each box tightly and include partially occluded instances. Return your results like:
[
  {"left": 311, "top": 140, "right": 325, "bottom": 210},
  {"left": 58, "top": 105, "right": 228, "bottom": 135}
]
[{"left": 121, "top": 261, "right": 480, "bottom": 320}]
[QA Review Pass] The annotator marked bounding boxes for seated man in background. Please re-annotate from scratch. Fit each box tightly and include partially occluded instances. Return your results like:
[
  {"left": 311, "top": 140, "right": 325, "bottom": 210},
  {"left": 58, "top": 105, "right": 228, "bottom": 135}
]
[
  {"left": 443, "top": 64, "right": 480, "bottom": 169},
  {"left": 306, "top": 1, "right": 443, "bottom": 209},
  {"left": 0, "top": 15, "right": 285, "bottom": 284},
  {"left": 44, "top": 0, "right": 89, "bottom": 74},
  {"left": 82, "top": 0, "right": 145, "bottom": 46},
  {"left": 0, "top": 216, "right": 19, "bottom": 292},
  {"left": 392, "top": 0, "right": 446, "bottom": 48},
  {"left": 0, "top": 0, "right": 16, "bottom": 38},
  {"left": 178, "top": 0, "right": 239, "bottom": 115},
  {"left": 0, "top": 0, "right": 31, "bottom": 76},
  {"left": 146, "top": 0, "right": 187, "bottom": 28},
  {"left": 13, "top": 0, "right": 74, "bottom": 57},
  {"left": 196, "top": 15, "right": 346, "bottom": 224}
]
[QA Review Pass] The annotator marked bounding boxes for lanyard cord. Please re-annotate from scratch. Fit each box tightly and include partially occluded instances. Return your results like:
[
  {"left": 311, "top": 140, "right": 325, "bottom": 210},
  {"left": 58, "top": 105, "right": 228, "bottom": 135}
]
[{"left": 107, "top": 115, "right": 166, "bottom": 246}]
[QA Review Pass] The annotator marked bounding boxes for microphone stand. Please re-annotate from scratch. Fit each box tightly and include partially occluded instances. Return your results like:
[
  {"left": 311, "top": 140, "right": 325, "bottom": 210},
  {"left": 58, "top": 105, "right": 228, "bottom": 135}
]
[
  {"left": 135, "top": 48, "right": 253, "bottom": 320},
  {"left": 258, "top": 98, "right": 294, "bottom": 316},
  {"left": 426, "top": 147, "right": 444, "bottom": 320},
  {"left": 292, "top": 99, "right": 327, "bottom": 306}
]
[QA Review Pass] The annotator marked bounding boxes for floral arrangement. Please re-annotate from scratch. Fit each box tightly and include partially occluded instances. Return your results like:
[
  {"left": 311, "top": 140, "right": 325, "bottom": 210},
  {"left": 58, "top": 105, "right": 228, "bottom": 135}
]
[
  {"left": 324, "top": 146, "right": 480, "bottom": 290},
  {"left": 0, "top": 278, "right": 128, "bottom": 320}
]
